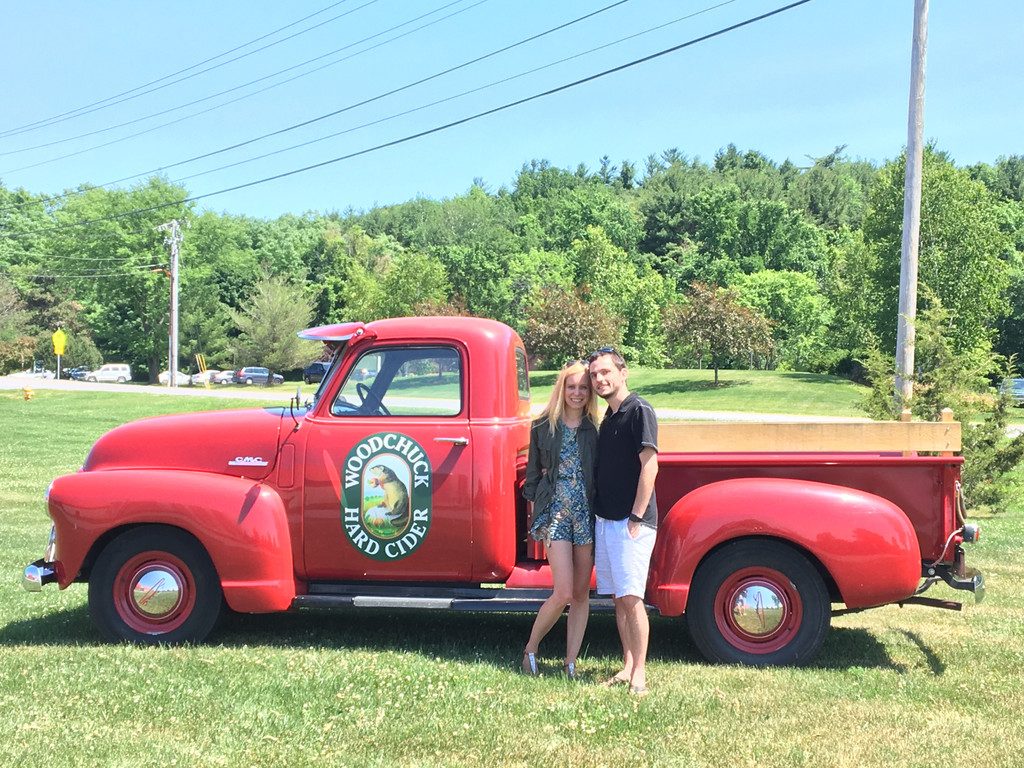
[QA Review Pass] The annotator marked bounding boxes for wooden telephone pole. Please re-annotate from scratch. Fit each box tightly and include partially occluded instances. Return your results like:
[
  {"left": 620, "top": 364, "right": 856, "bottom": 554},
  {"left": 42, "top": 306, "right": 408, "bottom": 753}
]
[
  {"left": 157, "top": 220, "right": 183, "bottom": 387},
  {"left": 894, "top": 0, "right": 929, "bottom": 406}
]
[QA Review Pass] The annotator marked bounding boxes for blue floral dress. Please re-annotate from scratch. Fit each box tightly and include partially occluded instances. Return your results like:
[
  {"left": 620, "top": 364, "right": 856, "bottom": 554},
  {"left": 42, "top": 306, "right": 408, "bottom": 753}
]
[{"left": 530, "top": 423, "right": 594, "bottom": 546}]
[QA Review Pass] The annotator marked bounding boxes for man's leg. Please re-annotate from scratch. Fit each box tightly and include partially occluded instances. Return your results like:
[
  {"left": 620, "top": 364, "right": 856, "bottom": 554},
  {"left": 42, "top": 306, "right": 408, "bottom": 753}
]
[
  {"left": 613, "top": 596, "right": 635, "bottom": 682},
  {"left": 619, "top": 594, "right": 649, "bottom": 690}
]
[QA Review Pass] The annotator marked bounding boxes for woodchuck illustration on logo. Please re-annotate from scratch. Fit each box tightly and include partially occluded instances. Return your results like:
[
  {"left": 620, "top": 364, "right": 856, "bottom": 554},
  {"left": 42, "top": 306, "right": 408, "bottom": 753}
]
[{"left": 365, "top": 464, "right": 411, "bottom": 531}]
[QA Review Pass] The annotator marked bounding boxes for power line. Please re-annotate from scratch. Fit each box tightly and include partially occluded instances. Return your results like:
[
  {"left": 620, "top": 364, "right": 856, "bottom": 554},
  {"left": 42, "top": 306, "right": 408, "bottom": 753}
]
[
  {"left": 9, "top": 264, "right": 166, "bottom": 279},
  {"left": 0, "top": 0, "right": 814, "bottom": 242},
  {"left": 170, "top": 0, "right": 741, "bottom": 188},
  {"left": 0, "top": 0, "right": 486, "bottom": 170},
  {"left": 0, "top": 0, "right": 626, "bottom": 200},
  {"left": 0, "top": 0, "right": 373, "bottom": 140}
]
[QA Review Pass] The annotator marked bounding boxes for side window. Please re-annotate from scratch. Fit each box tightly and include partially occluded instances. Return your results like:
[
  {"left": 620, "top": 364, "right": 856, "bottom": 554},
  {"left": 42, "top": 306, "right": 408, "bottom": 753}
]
[
  {"left": 332, "top": 346, "right": 463, "bottom": 417},
  {"left": 515, "top": 348, "right": 530, "bottom": 401}
]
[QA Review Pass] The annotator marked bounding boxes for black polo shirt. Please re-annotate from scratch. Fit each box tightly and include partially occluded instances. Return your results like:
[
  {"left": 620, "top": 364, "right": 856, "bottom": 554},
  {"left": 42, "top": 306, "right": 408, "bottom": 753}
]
[{"left": 594, "top": 392, "right": 659, "bottom": 528}]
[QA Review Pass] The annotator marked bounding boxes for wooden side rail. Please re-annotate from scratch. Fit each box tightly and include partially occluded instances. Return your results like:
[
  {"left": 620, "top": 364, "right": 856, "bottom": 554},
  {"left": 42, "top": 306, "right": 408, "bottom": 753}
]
[{"left": 658, "top": 415, "right": 961, "bottom": 455}]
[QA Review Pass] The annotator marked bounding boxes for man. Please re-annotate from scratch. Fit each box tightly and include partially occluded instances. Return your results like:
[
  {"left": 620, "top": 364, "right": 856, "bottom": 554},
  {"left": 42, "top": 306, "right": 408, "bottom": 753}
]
[{"left": 588, "top": 346, "right": 658, "bottom": 697}]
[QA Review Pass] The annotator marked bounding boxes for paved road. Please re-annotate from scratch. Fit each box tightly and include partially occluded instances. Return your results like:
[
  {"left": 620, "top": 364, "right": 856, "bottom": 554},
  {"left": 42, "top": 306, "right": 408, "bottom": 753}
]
[
  {"left": 1, "top": 373, "right": 297, "bottom": 401},
  {"left": 2, "top": 372, "right": 873, "bottom": 423}
]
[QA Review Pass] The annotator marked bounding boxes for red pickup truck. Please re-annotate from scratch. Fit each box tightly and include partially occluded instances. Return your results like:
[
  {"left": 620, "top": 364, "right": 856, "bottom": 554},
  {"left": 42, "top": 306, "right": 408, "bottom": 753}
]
[{"left": 23, "top": 316, "right": 984, "bottom": 666}]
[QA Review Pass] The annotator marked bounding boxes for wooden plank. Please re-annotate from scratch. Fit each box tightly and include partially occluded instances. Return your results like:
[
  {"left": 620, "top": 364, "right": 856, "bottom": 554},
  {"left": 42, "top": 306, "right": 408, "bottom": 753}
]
[{"left": 658, "top": 420, "right": 961, "bottom": 454}]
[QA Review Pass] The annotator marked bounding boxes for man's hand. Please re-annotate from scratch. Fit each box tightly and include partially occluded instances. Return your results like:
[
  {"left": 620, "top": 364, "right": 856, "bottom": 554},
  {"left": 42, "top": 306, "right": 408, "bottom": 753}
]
[{"left": 628, "top": 519, "right": 641, "bottom": 539}]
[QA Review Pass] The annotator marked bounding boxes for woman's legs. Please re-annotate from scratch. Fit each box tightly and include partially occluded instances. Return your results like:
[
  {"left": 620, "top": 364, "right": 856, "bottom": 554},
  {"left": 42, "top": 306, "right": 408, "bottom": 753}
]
[
  {"left": 565, "top": 543, "right": 593, "bottom": 665},
  {"left": 523, "top": 540, "right": 574, "bottom": 657}
]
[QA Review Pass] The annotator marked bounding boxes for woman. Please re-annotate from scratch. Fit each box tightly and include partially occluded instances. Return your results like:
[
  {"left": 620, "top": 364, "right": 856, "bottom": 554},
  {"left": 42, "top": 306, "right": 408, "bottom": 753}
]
[{"left": 521, "top": 360, "right": 601, "bottom": 678}]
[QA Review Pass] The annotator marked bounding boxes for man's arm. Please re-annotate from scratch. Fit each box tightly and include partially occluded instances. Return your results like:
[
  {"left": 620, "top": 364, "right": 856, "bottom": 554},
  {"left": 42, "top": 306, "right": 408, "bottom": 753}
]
[{"left": 628, "top": 447, "right": 658, "bottom": 537}]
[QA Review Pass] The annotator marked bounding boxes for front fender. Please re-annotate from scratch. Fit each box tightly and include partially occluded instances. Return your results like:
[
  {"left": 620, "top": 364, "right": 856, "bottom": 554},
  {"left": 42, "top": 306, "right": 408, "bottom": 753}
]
[
  {"left": 48, "top": 469, "right": 295, "bottom": 613},
  {"left": 649, "top": 478, "right": 921, "bottom": 615}
]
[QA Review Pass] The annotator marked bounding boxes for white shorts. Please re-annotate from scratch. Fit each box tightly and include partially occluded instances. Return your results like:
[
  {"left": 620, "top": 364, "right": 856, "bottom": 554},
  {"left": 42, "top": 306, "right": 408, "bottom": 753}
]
[{"left": 594, "top": 517, "right": 657, "bottom": 599}]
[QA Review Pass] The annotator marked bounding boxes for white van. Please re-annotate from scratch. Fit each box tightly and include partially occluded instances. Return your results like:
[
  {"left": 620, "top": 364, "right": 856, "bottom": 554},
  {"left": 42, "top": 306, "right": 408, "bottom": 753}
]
[{"left": 86, "top": 364, "right": 132, "bottom": 383}]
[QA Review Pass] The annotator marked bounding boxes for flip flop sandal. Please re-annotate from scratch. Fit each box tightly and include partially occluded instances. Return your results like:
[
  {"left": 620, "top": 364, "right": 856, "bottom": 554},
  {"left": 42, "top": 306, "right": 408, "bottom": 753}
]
[{"left": 522, "top": 651, "right": 539, "bottom": 676}]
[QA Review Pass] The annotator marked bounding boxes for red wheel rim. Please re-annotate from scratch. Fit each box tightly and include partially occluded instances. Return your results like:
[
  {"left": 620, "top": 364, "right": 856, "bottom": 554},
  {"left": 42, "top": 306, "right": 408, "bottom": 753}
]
[
  {"left": 713, "top": 566, "right": 803, "bottom": 654},
  {"left": 112, "top": 551, "right": 196, "bottom": 635}
]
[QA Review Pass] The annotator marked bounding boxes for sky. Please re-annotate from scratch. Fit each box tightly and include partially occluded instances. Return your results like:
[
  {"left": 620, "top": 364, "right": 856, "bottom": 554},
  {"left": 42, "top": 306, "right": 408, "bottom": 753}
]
[{"left": 0, "top": 0, "right": 1021, "bottom": 220}]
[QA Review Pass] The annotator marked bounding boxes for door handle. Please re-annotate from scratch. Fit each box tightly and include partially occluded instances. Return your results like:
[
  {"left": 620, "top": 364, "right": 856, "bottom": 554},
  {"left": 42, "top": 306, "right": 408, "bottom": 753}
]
[{"left": 434, "top": 437, "right": 469, "bottom": 446}]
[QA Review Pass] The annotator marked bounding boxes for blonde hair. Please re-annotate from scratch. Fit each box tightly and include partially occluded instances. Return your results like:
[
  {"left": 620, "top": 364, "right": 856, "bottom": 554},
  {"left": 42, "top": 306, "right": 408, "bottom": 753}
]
[{"left": 537, "top": 361, "right": 601, "bottom": 435}]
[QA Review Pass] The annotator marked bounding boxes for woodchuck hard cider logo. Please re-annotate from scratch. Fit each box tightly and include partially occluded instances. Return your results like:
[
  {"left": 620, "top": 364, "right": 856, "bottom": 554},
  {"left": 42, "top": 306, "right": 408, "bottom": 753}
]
[{"left": 341, "top": 432, "right": 432, "bottom": 561}]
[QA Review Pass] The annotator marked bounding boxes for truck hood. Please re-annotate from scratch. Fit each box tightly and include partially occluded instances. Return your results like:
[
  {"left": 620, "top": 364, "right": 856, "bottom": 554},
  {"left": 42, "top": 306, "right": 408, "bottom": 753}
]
[{"left": 83, "top": 407, "right": 286, "bottom": 481}]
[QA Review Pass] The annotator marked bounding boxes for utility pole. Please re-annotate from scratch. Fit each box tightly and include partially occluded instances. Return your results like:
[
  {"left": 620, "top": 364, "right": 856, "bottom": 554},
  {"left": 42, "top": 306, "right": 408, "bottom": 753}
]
[
  {"left": 894, "top": 0, "right": 929, "bottom": 407},
  {"left": 157, "top": 219, "right": 183, "bottom": 387}
]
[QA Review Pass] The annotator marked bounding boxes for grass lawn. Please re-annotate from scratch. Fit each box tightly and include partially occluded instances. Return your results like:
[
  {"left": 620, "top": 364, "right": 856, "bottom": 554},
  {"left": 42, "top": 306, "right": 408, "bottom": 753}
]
[
  {"left": 530, "top": 367, "right": 869, "bottom": 417},
  {"left": 2, "top": 390, "right": 1022, "bottom": 767}
]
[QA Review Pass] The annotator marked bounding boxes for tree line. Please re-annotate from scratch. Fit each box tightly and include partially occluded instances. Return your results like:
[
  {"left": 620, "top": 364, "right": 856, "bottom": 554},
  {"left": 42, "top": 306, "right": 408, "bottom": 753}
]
[{"left": 1, "top": 144, "right": 1022, "bottom": 385}]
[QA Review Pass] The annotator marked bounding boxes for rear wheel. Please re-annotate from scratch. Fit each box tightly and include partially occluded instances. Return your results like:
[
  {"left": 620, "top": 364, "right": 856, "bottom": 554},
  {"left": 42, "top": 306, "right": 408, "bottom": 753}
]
[
  {"left": 88, "top": 526, "right": 222, "bottom": 644},
  {"left": 245, "top": 377, "right": 253, "bottom": 385},
  {"left": 687, "top": 540, "right": 829, "bottom": 666}
]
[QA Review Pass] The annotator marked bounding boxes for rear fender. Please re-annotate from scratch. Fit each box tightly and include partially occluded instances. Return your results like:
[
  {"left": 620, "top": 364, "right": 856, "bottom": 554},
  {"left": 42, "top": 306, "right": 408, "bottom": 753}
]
[
  {"left": 48, "top": 470, "right": 295, "bottom": 613},
  {"left": 649, "top": 477, "right": 920, "bottom": 615}
]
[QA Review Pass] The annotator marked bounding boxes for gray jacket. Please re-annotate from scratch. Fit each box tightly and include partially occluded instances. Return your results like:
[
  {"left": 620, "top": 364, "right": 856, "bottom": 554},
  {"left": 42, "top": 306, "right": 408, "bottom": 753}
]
[{"left": 522, "top": 416, "right": 597, "bottom": 519}]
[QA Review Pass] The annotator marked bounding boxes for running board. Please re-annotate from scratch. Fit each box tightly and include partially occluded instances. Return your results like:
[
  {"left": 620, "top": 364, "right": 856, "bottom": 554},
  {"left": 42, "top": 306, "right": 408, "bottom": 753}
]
[
  {"left": 294, "top": 586, "right": 656, "bottom": 614},
  {"left": 294, "top": 594, "right": 620, "bottom": 613}
]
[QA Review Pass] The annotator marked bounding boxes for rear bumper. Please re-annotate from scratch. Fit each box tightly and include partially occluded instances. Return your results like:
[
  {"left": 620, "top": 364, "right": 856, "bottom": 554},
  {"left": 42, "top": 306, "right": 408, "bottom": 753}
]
[
  {"left": 22, "top": 560, "right": 57, "bottom": 592},
  {"left": 922, "top": 544, "right": 985, "bottom": 604}
]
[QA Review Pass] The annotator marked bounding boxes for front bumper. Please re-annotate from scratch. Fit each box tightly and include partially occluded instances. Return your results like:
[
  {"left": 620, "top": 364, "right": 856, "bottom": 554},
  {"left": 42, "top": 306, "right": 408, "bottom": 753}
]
[{"left": 22, "top": 559, "right": 57, "bottom": 592}]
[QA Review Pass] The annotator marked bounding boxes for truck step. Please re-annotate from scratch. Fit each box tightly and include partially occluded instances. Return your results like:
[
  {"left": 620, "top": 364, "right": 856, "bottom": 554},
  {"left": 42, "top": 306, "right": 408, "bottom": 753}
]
[{"left": 293, "top": 592, "right": 632, "bottom": 614}]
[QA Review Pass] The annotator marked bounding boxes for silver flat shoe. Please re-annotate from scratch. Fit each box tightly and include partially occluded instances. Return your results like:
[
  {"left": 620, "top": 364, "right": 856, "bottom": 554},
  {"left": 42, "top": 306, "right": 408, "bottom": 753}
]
[
  {"left": 563, "top": 660, "right": 577, "bottom": 680},
  {"left": 522, "top": 651, "right": 539, "bottom": 676}
]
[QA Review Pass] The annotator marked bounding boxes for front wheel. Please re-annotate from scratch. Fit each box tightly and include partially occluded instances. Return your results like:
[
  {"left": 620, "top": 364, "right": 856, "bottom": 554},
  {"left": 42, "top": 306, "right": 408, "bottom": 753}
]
[
  {"left": 88, "top": 526, "right": 222, "bottom": 644},
  {"left": 687, "top": 540, "right": 830, "bottom": 666}
]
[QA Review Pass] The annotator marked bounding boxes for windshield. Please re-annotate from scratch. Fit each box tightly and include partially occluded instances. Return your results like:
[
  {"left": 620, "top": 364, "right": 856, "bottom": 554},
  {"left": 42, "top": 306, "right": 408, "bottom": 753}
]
[{"left": 311, "top": 343, "right": 348, "bottom": 407}]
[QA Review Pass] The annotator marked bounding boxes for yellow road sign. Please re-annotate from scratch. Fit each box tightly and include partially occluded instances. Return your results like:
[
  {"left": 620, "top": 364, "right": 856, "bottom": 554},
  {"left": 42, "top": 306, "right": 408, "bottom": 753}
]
[{"left": 52, "top": 329, "right": 67, "bottom": 356}]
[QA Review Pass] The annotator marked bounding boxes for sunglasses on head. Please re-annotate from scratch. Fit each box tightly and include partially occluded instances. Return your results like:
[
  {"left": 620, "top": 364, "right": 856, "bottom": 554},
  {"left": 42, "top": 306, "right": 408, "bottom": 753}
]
[{"left": 587, "top": 346, "right": 619, "bottom": 362}]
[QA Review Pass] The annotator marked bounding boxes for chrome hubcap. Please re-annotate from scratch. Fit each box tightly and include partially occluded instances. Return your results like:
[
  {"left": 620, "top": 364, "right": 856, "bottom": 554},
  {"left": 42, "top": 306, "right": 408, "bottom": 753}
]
[
  {"left": 730, "top": 582, "right": 787, "bottom": 636},
  {"left": 131, "top": 567, "right": 183, "bottom": 618}
]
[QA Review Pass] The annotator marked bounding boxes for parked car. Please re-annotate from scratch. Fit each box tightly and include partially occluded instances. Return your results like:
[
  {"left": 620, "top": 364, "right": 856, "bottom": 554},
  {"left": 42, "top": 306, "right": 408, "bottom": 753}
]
[
  {"left": 65, "top": 367, "right": 89, "bottom": 381},
  {"left": 190, "top": 370, "right": 221, "bottom": 386},
  {"left": 1000, "top": 377, "right": 1024, "bottom": 406},
  {"left": 211, "top": 370, "right": 235, "bottom": 385},
  {"left": 158, "top": 370, "right": 191, "bottom": 386},
  {"left": 303, "top": 361, "right": 330, "bottom": 384},
  {"left": 86, "top": 364, "right": 131, "bottom": 383},
  {"left": 233, "top": 367, "right": 284, "bottom": 386}
]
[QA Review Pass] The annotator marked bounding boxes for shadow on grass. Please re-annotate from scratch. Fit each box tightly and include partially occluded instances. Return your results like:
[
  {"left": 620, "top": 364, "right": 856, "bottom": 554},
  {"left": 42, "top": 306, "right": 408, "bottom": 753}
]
[{"left": 0, "top": 607, "right": 926, "bottom": 674}]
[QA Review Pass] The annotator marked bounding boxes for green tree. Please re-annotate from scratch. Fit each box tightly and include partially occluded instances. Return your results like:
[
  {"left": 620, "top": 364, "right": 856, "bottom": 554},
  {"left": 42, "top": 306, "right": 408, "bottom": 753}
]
[
  {"left": 733, "top": 270, "right": 835, "bottom": 371},
  {"left": 44, "top": 177, "right": 194, "bottom": 380},
  {"left": 572, "top": 226, "right": 667, "bottom": 364},
  {"left": 664, "top": 283, "right": 773, "bottom": 384},
  {"left": 522, "top": 287, "right": 622, "bottom": 368},
  {"left": 232, "top": 275, "right": 318, "bottom": 372},
  {"left": 864, "top": 147, "right": 1011, "bottom": 357},
  {"left": 341, "top": 249, "right": 449, "bottom": 322}
]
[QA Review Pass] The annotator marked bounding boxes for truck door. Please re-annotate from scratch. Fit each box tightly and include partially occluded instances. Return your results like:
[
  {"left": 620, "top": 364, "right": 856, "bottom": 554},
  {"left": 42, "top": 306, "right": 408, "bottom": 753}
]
[{"left": 302, "top": 344, "right": 474, "bottom": 582}]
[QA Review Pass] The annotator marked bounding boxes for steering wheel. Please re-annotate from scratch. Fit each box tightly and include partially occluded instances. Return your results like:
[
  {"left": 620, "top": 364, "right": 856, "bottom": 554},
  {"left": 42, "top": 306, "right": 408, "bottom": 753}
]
[{"left": 356, "top": 382, "right": 391, "bottom": 416}]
